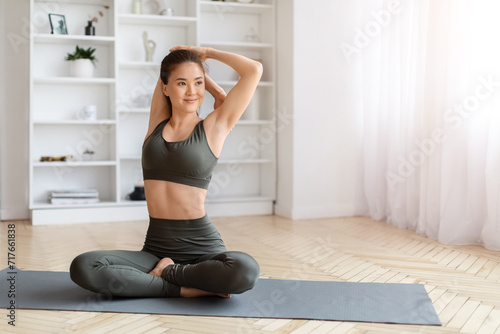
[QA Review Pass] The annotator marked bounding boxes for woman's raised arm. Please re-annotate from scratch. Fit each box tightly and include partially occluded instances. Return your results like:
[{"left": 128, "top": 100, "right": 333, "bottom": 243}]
[
  {"left": 145, "top": 77, "right": 171, "bottom": 140},
  {"left": 205, "top": 74, "right": 226, "bottom": 110},
  {"left": 171, "top": 46, "right": 263, "bottom": 133}
]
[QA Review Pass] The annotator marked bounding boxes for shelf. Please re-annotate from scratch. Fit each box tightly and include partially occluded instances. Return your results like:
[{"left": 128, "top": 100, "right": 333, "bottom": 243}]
[
  {"left": 33, "top": 196, "right": 273, "bottom": 210},
  {"left": 201, "top": 41, "right": 273, "bottom": 50},
  {"left": 32, "top": 201, "right": 120, "bottom": 210},
  {"left": 118, "top": 157, "right": 271, "bottom": 164},
  {"left": 118, "top": 200, "right": 147, "bottom": 206},
  {"left": 218, "top": 159, "right": 271, "bottom": 164},
  {"left": 34, "top": 77, "right": 116, "bottom": 85},
  {"left": 206, "top": 196, "right": 274, "bottom": 204},
  {"left": 33, "top": 161, "right": 117, "bottom": 167},
  {"left": 33, "top": 120, "right": 116, "bottom": 125},
  {"left": 33, "top": 34, "right": 115, "bottom": 45},
  {"left": 120, "top": 155, "right": 141, "bottom": 160},
  {"left": 119, "top": 61, "right": 160, "bottom": 69},
  {"left": 217, "top": 80, "right": 273, "bottom": 87},
  {"left": 200, "top": 1, "right": 273, "bottom": 14},
  {"left": 117, "top": 107, "right": 150, "bottom": 113},
  {"left": 237, "top": 120, "right": 274, "bottom": 126},
  {"left": 118, "top": 14, "right": 196, "bottom": 26},
  {"left": 34, "top": 0, "right": 113, "bottom": 4}
]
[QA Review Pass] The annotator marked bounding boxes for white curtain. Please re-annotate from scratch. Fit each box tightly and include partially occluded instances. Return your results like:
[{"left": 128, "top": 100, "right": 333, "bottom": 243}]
[{"left": 355, "top": 0, "right": 500, "bottom": 250}]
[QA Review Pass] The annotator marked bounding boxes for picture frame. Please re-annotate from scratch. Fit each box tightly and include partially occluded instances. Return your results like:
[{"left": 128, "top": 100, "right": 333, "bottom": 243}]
[{"left": 48, "top": 13, "right": 68, "bottom": 35}]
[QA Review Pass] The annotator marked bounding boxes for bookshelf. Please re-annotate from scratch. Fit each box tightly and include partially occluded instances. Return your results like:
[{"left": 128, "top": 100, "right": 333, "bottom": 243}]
[{"left": 29, "top": 0, "right": 275, "bottom": 225}]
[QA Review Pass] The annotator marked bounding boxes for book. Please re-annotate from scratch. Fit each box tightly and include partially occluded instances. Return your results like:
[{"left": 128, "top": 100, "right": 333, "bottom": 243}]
[{"left": 49, "top": 189, "right": 99, "bottom": 198}]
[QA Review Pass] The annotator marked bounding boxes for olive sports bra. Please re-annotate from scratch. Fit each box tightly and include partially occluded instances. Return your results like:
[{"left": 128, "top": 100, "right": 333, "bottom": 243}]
[{"left": 142, "top": 119, "right": 218, "bottom": 189}]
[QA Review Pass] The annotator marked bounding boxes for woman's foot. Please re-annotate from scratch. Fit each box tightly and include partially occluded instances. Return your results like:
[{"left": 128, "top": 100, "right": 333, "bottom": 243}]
[
  {"left": 181, "top": 287, "right": 231, "bottom": 298},
  {"left": 149, "top": 258, "right": 231, "bottom": 298},
  {"left": 148, "top": 257, "right": 175, "bottom": 277}
]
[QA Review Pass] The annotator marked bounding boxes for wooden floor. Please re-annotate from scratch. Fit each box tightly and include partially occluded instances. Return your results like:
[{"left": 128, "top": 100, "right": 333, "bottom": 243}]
[{"left": 1, "top": 215, "right": 500, "bottom": 334}]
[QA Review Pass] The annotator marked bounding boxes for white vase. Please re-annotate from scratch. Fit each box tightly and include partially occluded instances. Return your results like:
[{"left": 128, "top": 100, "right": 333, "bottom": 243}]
[{"left": 70, "top": 59, "right": 94, "bottom": 78}]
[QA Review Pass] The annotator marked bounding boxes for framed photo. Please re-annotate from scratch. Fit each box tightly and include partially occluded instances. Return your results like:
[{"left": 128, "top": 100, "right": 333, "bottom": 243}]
[{"left": 48, "top": 14, "right": 68, "bottom": 35}]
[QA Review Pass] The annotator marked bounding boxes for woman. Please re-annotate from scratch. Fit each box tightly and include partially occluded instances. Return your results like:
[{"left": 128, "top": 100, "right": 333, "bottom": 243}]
[{"left": 70, "top": 46, "right": 263, "bottom": 298}]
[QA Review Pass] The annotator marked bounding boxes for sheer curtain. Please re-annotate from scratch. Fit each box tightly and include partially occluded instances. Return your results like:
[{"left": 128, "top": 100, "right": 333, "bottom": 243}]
[{"left": 355, "top": 0, "right": 500, "bottom": 250}]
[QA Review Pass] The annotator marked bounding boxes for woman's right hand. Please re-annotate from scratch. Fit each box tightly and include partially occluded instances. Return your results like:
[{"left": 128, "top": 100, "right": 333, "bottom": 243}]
[{"left": 170, "top": 45, "right": 212, "bottom": 62}]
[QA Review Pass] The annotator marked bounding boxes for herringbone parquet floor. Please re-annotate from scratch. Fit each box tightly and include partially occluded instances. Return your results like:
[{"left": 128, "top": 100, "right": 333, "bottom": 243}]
[{"left": 1, "top": 215, "right": 499, "bottom": 333}]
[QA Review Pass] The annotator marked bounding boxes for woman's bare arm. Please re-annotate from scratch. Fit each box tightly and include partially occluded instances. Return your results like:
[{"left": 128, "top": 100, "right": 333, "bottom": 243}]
[
  {"left": 145, "top": 77, "right": 171, "bottom": 140},
  {"left": 171, "top": 46, "right": 263, "bottom": 133},
  {"left": 205, "top": 74, "right": 226, "bottom": 110}
]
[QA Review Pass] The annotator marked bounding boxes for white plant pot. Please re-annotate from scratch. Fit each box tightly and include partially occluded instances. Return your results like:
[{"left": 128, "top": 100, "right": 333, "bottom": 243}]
[{"left": 70, "top": 59, "right": 94, "bottom": 78}]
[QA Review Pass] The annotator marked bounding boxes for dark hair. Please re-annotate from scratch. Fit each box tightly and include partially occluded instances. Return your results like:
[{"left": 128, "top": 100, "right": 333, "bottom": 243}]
[{"left": 160, "top": 49, "right": 206, "bottom": 85}]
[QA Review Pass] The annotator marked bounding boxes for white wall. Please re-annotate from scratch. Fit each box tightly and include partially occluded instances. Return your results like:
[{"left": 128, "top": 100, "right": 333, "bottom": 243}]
[
  {"left": 275, "top": 0, "right": 363, "bottom": 219},
  {"left": 0, "top": 0, "right": 4, "bottom": 221},
  {"left": 0, "top": 0, "right": 30, "bottom": 220}
]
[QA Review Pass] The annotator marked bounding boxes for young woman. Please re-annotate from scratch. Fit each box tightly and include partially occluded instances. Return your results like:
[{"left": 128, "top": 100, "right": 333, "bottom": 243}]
[{"left": 70, "top": 46, "right": 263, "bottom": 298}]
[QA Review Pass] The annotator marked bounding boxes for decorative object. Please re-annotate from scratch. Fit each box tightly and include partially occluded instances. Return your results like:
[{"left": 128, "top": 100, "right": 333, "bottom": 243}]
[
  {"left": 160, "top": 8, "right": 174, "bottom": 16},
  {"left": 133, "top": 93, "right": 153, "bottom": 108},
  {"left": 69, "top": 59, "right": 93, "bottom": 77},
  {"left": 85, "top": 21, "right": 95, "bottom": 36},
  {"left": 48, "top": 14, "right": 68, "bottom": 34},
  {"left": 65, "top": 46, "right": 97, "bottom": 78},
  {"left": 82, "top": 148, "right": 95, "bottom": 161},
  {"left": 132, "top": 0, "right": 142, "bottom": 14},
  {"left": 40, "top": 155, "right": 73, "bottom": 162},
  {"left": 244, "top": 27, "right": 260, "bottom": 43},
  {"left": 126, "top": 185, "right": 146, "bottom": 201},
  {"left": 142, "top": 31, "right": 156, "bottom": 62},
  {"left": 88, "top": 5, "right": 110, "bottom": 22},
  {"left": 87, "top": 5, "right": 109, "bottom": 35},
  {"left": 142, "top": 0, "right": 162, "bottom": 15},
  {"left": 77, "top": 105, "right": 97, "bottom": 120}
]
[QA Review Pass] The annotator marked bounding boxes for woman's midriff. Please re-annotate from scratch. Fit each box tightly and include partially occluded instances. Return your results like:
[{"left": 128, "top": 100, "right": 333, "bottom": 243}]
[{"left": 144, "top": 180, "right": 207, "bottom": 219}]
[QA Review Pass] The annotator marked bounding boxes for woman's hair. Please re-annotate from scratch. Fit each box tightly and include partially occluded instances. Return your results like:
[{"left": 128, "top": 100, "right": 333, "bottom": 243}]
[{"left": 160, "top": 49, "right": 206, "bottom": 85}]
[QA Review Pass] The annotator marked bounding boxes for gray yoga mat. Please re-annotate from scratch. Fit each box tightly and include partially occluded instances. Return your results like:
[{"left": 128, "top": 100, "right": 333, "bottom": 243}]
[{"left": 1, "top": 267, "right": 440, "bottom": 325}]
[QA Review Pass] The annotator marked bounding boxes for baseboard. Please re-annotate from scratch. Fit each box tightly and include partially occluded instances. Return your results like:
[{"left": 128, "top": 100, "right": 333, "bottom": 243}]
[
  {"left": 0, "top": 208, "right": 30, "bottom": 221},
  {"left": 206, "top": 200, "right": 274, "bottom": 218},
  {"left": 273, "top": 203, "right": 293, "bottom": 219},
  {"left": 277, "top": 203, "right": 356, "bottom": 220}
]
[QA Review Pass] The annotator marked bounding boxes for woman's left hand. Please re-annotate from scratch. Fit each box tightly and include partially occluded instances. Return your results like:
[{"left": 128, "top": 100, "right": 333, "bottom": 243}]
[{"left": 170, "top": 45, "right": 211, "bottom": 61}]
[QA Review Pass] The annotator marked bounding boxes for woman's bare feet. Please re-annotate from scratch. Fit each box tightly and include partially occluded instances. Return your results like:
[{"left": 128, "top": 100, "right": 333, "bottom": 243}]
[
  {"left": 148, "top": 257, "right": 175, "bottom": 277},
  {"left": 181, "top": 287, "right": 231, "bottom": 298},
  {"left": 149, "top": 258, "right": 231, "bottom": 298}
]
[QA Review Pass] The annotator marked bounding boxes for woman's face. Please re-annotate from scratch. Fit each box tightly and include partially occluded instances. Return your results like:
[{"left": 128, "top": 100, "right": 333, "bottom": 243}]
[{"left": 163, "top": 62, "right": 205, "bottom": 114}]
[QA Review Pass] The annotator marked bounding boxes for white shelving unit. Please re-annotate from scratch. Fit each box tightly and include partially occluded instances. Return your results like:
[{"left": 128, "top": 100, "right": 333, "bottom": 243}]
[{"left": 29, "top": 0, "right": 275, "bottom": 225}]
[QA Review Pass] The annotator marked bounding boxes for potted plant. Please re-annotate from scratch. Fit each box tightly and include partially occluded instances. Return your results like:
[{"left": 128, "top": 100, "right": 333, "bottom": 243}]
[{"left": 65, "top": 46, "right": 97, "bottom": 78}]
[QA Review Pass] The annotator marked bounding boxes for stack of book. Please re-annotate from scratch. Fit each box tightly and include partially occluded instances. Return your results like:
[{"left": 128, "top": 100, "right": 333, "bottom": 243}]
[{"left": 48, "top": 189, "right": 100, "bottom": 205}]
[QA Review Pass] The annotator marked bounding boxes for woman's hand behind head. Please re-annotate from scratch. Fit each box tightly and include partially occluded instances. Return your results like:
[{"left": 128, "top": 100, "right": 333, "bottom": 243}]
[{"left": 170, "top": 45, "right": 211, "bottom": 62}]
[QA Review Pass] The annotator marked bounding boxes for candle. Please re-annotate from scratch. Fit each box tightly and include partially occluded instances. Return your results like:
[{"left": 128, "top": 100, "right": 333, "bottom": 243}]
[{"left": 132, "top": 0, "right": 142, "bottom": 14}]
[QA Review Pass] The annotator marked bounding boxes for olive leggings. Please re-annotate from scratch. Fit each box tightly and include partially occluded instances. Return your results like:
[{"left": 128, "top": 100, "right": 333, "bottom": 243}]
[{"left": 70, "top": 215, "right": 260, "bottom": 298}]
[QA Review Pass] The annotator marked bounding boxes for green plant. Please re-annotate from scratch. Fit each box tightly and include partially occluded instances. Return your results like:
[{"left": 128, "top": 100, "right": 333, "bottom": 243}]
[{"left": 65, "top": 46, "right": 97, "bottom": 64}]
